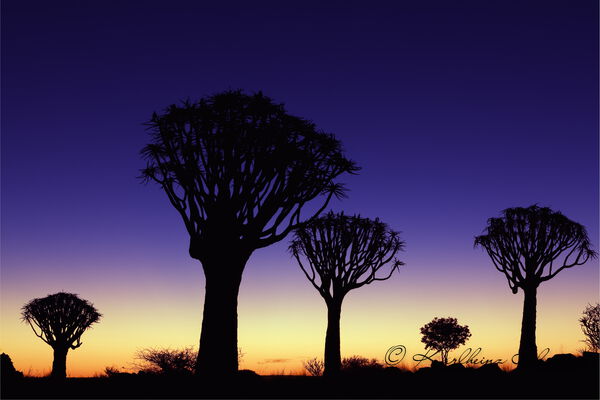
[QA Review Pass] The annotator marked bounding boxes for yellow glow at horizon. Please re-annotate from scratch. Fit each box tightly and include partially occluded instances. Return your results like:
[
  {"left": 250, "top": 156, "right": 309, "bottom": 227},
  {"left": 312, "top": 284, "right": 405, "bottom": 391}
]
[{"left": 1, "top": 262, "right": 597, "bottom": 377}]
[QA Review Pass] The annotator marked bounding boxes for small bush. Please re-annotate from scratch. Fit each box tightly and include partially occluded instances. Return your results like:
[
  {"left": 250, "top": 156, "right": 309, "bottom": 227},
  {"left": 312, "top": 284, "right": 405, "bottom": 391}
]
[
  {"left": 135, "top": 347, "right": 196, "bottom": 375},
  {"left": 135, "top": 346, "right": 245, "bottom": 375},
  {"left": 1, "top": 353, "right": 24, "bottom": 380},
  {"left": 302, "top": 357, "right": 324, "bottom": 376},
  {"left": 101, "top": 366, "right": 135, "bottom": 378},
  {"left": 341, "top": 355, "right": 383, "bottom": 371}
]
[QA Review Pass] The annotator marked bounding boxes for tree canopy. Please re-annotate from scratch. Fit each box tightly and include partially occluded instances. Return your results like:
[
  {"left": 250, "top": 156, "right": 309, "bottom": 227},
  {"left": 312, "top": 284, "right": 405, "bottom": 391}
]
[
  {"left": 420, "top": 317, "right": 471, "bottom": 365},
  {"left": 290, "top": 211, "right": 404, "bottom": 301},
  {"left": 474, "top": 205, "right": 596, "bottom": 293},
  {"left": 141, "top": 90, "right": 359, "bottom": 255},
  {"left": 21, "top": 292, "right": 101, "bottom": 350}
]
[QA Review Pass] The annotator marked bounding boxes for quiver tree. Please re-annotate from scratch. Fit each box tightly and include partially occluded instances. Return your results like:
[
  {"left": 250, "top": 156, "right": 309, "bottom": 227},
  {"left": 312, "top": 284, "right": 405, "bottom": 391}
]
[
  {"left": 21, "top": 292, "right": 101, "bottom": 379},
  {"left": 420, "top": 317, "right": 471, "bottom": 365},
  {"left": 140, "top": 90, "right": 358, "bottom": 376},
  {"left": 579, "top": 303, "right": 599, "bottom": 352},
  {"left": 474, "top": 205, "right": 596, "bottom": 369},
  {"left": 289, "top": 211, "right": 404, "bottom": 376}
]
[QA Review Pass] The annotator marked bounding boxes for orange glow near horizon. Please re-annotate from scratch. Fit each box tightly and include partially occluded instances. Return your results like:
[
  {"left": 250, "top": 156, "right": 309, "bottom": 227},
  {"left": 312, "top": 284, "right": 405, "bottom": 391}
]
[{"left": 1, "top": 256, "right": 597, "bottom": 377}]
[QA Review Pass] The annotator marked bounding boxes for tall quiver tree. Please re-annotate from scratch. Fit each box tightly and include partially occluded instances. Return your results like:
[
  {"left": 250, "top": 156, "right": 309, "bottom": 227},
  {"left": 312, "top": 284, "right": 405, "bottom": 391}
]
[
  {"left": 290, "top": 212, "right": 404, "bottom": 376},
  {"left": 475, "top": 205, "right": 596, "bottom": 369},
  {"left": 21, "top": 292, "right": 101, "bottom": 379},
  {"left": 141, "top": 91, "right": 358, "bottom": 376}
]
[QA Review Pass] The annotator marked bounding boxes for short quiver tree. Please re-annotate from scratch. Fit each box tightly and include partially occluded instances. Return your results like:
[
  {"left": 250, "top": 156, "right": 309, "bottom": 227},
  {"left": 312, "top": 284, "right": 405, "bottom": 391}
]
[
  {"left": 475, "top": 205, "right": 596, "bottom": 369},
  {"left": 579, "top": 303, "right": 600, "bottom": 352},
  {"left": 290, "top": 211, "right": 404, "bottom": 376},
  {"left": 21, "top": 292, "right": 101, "bottom": 379},
  {"left": 420, "top": 317, "right": 471, "bottom": 365},
  {"left": 141, "top": 90, "right": 358, "bottom": 376}
]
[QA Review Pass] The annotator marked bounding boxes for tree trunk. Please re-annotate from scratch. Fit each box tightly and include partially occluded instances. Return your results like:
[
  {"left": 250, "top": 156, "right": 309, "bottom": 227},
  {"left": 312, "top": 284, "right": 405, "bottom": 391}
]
[
  {"left": 51, "top": 346, "right": 68, "bottom": 379},
  {"left": 195, "top": 252, "right": 248, "bottom": 377},
  {"left": 324, "top": 298, "right": 343, "bottom": 377},
  {"left": 517, "top": 285, "right": 538, "bottom": 370}
]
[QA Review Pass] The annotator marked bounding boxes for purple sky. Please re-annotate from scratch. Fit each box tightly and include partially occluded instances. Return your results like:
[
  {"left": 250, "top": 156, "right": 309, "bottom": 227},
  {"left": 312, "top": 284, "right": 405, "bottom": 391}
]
[
  {"left": 1, "top": 0, "right": 598, "bottom": 374},
  {"left": 4, "top": 0, "right": 598, "bottom": 271}
]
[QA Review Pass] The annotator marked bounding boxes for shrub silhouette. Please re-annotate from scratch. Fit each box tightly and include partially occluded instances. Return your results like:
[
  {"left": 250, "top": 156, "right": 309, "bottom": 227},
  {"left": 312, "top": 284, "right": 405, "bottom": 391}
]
[
  {"left": 341, "top": 355, "right": 383, "bottom": 371},
  {"left": 303, "top": 355, "right": 382, "bottom": 377},
  {"left": 140, "top": 90, "right": 357, "bottom": 376},
  {"left": 1, "top": 353, "right": 24, "bottom": 380},
  {"left": 135, "top": 347, "right": 245, "bottom": 375},
  {"left": 290, "top": 211, "right": 404, "bottom": 376},
  {"left": 103, "top": 366, "right": 125, "bottom": 378},
  {"left": 420, "top": 317, "right": 471, "bottom": 365},
  {"left": 579, "top": 303, "right": 600, "bottom": 352},
  {"left": 136, "top": 347, "right": 196, "bottom": 375},
  {"left": 475, "top": 205, "right": 596, "bottom": 369},
  {"left": 302, "top": 357, "right": 324, "bottom": 376},
  {"left": 21, "top": 292, "right": 101, "bottom": 379}
]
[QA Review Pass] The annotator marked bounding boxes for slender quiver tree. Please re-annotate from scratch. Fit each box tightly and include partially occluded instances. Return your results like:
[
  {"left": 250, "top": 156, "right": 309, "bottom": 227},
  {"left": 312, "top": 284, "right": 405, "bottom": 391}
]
[
  {"left": 290, "top": 211, "right": 404, "bottom": 376},
  {"left": 579, "top": 303, "right": 600, "bottom": 352},
  {"left": 21, "top": 292, "right": 101, "bottom": 379},
  {"left": 141, "top": 91, "right": 358, "bottom": 376},
  {"left": 475, "top": 205, "right": 596, "bottom": 369}
]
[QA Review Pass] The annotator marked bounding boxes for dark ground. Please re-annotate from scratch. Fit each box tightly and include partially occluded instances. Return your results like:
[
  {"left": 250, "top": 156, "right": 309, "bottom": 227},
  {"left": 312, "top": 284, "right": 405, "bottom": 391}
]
[{"left": 2, "top": 355, "right": 599, "bottom": 399}]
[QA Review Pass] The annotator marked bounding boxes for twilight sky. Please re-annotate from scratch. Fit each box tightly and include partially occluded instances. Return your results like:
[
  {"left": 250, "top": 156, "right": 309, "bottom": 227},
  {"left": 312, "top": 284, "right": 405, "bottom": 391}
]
[{"left": 1, "top": 0, "right": 598, "bottom": 376}]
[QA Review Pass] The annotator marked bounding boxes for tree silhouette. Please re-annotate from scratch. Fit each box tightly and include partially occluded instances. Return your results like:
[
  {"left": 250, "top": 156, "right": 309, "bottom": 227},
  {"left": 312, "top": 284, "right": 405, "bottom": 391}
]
[
  {"left": 290, "top": 211, "right": 404, "bottom": 376},
  {"left": 140, "top": 90, "right": 358, "bottom": 376},
  {"left": 420, "top": 317, "right": 471, "bottom": 365},
  {"left": 21, "top": 292, "right": 101, "bottom": 379},
  {"left": 579, "top": 303, "right": 599, "bottom": 352},
  {"left": 474, "top": 205, "right": 596, "bottom": 369}
]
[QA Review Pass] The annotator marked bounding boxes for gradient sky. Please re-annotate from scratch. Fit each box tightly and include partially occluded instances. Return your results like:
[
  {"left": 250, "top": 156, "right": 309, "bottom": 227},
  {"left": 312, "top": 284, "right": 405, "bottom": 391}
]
[{"left": 2, "top": 0, "right": 598, "bottom": 377}]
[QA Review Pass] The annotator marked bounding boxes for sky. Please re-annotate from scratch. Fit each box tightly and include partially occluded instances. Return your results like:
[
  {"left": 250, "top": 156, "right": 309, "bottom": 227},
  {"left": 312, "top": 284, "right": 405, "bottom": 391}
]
[{"left": 1, "top": 0, "right": 598, "bottom": 376}]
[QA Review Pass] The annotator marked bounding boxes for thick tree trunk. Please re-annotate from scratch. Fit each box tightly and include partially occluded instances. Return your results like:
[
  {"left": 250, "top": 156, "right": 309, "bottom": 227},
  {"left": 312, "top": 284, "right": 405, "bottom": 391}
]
[
  {"left": 195, "top": 252, "right": 248, "bottom": 377},
  {"left": 324, "top": 298, "right": 342, "bottom": 377},
  {"left": 50, "top": 346, "right": 68, "bottom": 379},
  {"left": 517, "top": 285, "right": 538, "bottom": 370}
]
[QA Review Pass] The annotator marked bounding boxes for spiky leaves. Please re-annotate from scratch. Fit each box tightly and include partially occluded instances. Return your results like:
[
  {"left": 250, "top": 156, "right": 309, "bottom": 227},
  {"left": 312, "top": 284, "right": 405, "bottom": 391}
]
[
  {"left": 140, "top": 90, "right": 358, "bottom": 256},
  {"left": 474, "top": 205, "right": 596, "bottom": 293},
  {"left": 290, "top": 211, "right": 404, "bottom": 302},
  {"left": 21, "top": 292, "right": 101, "bottom": 350}
]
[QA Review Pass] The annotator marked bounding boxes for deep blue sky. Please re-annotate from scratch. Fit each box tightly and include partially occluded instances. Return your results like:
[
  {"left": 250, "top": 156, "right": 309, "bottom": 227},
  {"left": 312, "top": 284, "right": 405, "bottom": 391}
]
[
  {"left": 1, "top": 0, "right": 598, "bottom": 374},
  {"left": 3, "top": 0, "right": 597, "bottom": 262}
]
